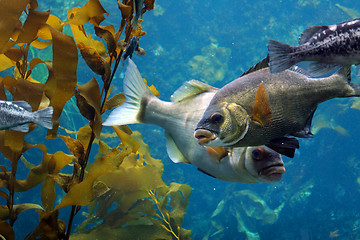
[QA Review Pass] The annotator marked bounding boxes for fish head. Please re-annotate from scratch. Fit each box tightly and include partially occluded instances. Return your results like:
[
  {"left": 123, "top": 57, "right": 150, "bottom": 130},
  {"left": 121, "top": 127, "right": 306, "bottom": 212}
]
[
  {"left": 194, "top": 102, "right": 250, "bottom": 146},
  {"left": 244, "top": 146, "right": 285, "bottom": 183}
]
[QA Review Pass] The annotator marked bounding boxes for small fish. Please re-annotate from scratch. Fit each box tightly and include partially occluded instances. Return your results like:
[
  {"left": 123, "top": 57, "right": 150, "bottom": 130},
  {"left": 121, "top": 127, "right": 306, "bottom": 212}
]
[
  {"left": 0, "top": 100, "right": 53, "bottom": 132},
  {"left": 268, "top": 18, "right": 360, "bottom": 76},
  {"left": 121, "top": 36, "right": 145, "bottom": 62},
  {"left": 131, "top": 0, "right": 144, "bottom": 29},
  {"left": 194, "top": 63, "right": 360, "bottom": 157},
  {"left": 103, "top": 59, "right": 285, "bottom": 183}
]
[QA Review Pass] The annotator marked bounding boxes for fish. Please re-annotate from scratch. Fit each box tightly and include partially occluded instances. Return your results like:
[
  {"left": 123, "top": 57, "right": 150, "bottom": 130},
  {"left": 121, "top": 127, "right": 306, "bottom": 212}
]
[
  {"left": 268, "top": 18, "right": 360, "bottom": 76},
  {"left": 194, "top": 66, "right": 360, "bottom": 157},
  {"left": 121, "top": 36, "right": 145, "bottom": 63},
  {"left": 131, "top": 0, "right": 144, "bottom": 29},
  {"left": 103, "top": 59, "right": 285, "bottom": 183},
  {"left": 0, "top": 100, "right": 53, "bottom": 132}
]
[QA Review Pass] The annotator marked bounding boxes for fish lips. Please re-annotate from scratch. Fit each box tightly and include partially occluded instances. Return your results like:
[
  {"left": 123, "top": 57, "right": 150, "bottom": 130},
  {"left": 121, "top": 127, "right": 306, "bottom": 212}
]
[
  {"left": 258, "top": 161, "right": 285, "bottom": 182},
  {"left": 194, "top": 128, "right": 217, "bottom": 145}
]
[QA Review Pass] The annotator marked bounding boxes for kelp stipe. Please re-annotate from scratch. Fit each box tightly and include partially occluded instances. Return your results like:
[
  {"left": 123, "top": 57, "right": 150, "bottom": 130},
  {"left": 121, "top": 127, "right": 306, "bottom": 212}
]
[{"left": 0, "top": 0, "right": 192, "bottom": 239}]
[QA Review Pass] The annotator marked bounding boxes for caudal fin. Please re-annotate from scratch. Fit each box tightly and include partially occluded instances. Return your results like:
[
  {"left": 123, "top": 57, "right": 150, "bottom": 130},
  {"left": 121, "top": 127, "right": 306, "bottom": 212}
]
[
  {"left": 103, "top": 59, "right": 153, "bottom": 126},
  {"left": 33, "top": 106, "right": 54, "bottom": 129},
  {"left": 267, "top": 39, "right": 296, "bottom": 74}
]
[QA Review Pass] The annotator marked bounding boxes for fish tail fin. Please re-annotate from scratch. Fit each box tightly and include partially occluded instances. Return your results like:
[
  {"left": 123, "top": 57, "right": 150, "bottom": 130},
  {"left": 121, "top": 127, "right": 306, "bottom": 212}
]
[
  {"left": 267, "top": 39, "right": 296, "bottom": 74},
  {"left": 33, "top": 107, "right": 54, "bottom": 129},
  {"left": 103, "top": 59, "right": 154, "bottom": 126}
]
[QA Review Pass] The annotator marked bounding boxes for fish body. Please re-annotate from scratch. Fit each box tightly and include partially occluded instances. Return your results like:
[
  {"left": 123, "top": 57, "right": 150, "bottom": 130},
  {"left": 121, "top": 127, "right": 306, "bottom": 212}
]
[
  {"left": 103, "top": 60, "right": 285, "bottom": 183},
  {"left": 0, "top": 100, "right": 53, "bottom": 132},
  {"left": 268, "top": 19, "right": 360, "bottom": 75},
  {"left": 195, "top": 67, "right": 360, "bottom": 152}
]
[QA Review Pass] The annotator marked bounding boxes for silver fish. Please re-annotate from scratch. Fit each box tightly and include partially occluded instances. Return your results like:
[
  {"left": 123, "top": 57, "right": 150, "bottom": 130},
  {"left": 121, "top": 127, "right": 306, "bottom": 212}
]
[
  {"left": 194, "top": 67, "right": 360, "bottom": 156},
  {"left": 268, "top": 18, "right": 360, "bottom": 76},
  {"left": 103, "top": 59, "right": 285, "bottom": 183},
  {"left": 0, "top": 100, "right": 53, "bottom": 132}
]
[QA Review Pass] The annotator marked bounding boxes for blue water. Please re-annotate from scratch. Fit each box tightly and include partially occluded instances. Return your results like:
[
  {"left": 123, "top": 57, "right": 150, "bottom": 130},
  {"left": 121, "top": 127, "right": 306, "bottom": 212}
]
[{"left": 3, "top": 0, "right": 360, "bottom": 239}]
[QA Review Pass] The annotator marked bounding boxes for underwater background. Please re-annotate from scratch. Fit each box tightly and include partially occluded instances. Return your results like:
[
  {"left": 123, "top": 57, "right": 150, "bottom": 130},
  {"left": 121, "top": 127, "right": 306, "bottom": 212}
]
[{"left": 3, "top": 0, "right": 360, "bottom": 239}]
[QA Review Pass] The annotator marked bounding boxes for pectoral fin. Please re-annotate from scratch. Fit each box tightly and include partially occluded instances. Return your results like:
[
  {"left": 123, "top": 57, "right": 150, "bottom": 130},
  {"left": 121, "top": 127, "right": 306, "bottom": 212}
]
[
  {"left": 205, "top": 146, "right": 228, "bottom": 163},
  {"left": 165, "top": 132, "right": 190, "bottom": 164},
  {"left": 253, "top": 82, "right": 272, "bottom": 127},
  {"left": 266, "top": 137, "right": 299, "bottom": 158}
]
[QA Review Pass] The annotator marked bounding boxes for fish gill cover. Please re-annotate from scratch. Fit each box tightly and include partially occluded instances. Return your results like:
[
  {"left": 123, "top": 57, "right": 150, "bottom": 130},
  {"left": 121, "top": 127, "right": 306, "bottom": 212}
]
[{"left": 0, "top": 0, "right": 192, "bottom": 239}]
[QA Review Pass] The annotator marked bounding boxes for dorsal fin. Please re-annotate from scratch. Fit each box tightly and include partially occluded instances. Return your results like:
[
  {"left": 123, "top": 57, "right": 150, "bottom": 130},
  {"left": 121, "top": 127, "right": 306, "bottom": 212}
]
[
  {"left": 298, "top": 25, "right": 328, "bottom": 45},
  {"left": 240, "top": 55, "right": 269, "bottom": 77},
  {"left": 13, "top": 101, "right": 32, "bottom": 111},
  {"left": 170, "top": 80, "right": 218, "bottom": 102},
  {"left": 252, "top": 83, "right": 272, "bottom": 127}
]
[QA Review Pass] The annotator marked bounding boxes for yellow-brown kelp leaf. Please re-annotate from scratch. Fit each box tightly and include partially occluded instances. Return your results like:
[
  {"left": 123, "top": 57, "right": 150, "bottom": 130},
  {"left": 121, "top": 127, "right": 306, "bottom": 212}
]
[
  {"left": 0, "top": 54, "right": 15, "bottom": 72},
  {"left": 4, "top": 131, "right": 25, "bottom": 154},
  {"left": 94, "top": 26, "right": 116, "bottom": 54},
  {"left": 16, "top": 10, "right": 50, "bottom": 44},
  {"left": 104, "top": 92, "right": 125, "bottom": 110},
  {"left": 41, "top": 176, "right": 56, "bottom": 212},
  {"left": 4, "top": 48, "right": 22, "bottom": 62},
  {"left": 45, "top": 25, "right": 78, "bottom": 139},
  {"left": 168, "top": 183, "right": 192, "bottom": 226},
  {"left": 117, "top": 1, "right": 132, "bottom": 19},
  {"left": 27, "top": 210, "right": 66, "bottom": 240},
  {"left": 13, "top": 78, "right": 45, "bottom": 111},
  {"left": 0, "top": 220, "right": 14, "bottom": 240},
  {"left": 75, "top": 90, "right": 96, "bottom": 121},
  {"left": 65, "top": 0, "right": 108, "bottom": 26},
  {"left": 59, "top": 135, "right": 85, "bottom": 159},
  {"left": 0, "top": 0, "right": 29, "bottom": 53},
  {"left": 77, "top": 77, "right": 102, "bottom": 138},
  {"left": 111, "top": 126, "right": 140, "bottom": 153},
  {"left": 77, "top": 125, "right": 93, "bottom": 151},
  {"left": 0, "top": 203, "right": 43, "bottom": 220},
  {"left": 0, "top": 78, "right": 6, "bottom": 100},
  {"left": 144, "top": 0, "right": 155, "bottom": 11},
  {"left": 55, "top": 148, "right": 127, "bottom": 210},
  {"left": 77, "top": 43, "right": 106, "bottom": 76},
  {"left": 12, "top": 143, "right": 50, "bottom": 192}
]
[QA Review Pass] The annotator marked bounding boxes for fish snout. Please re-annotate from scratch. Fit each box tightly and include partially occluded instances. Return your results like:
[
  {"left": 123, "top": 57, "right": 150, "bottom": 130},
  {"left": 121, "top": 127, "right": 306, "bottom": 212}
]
[
  {"left": 258, "top": 161, "right": 285, "bottom": 182},
  {"left": 194, "top": 129, "right": 216, "bottom": 145}
]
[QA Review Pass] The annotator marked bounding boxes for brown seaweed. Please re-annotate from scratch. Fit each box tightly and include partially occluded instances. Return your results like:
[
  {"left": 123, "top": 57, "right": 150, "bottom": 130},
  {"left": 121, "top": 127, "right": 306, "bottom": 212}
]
[{"left": 0, "top": 0, "right": 193, "bottom": 239}]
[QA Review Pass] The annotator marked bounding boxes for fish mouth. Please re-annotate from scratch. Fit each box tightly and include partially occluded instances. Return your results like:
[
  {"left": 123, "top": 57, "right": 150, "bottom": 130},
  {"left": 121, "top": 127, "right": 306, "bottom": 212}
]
[
  {"left": 194, "top": 129, "right": 217, "bottom": 145},
  {"left": 258, "top": 163, "right": 285, "bottom": 182}
]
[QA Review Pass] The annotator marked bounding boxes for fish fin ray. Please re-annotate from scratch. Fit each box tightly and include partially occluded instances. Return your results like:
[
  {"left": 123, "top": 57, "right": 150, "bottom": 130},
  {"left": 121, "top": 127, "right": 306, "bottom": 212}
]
[
  {"left": 298, "top": 25, "right": 328, "bottom": 45},
  {"left": 171, "top": 80, "right": 218, "bottom": 102},
  {"left": 205, "top": 146, "right": 228, "bottom": 163},
  {"left": 308, "top": 62, "right": 341, "bottom": 77},
  {"left": 165, "top": 132, "right": 190, "bottom": 163},
  {"left": 240, "top": 55, "right": 270, "bottom": 77},
  {"left": 266, "top": 137, "right": 299, "bottom": 158},
  {"left": 9, "top": 124, "right": 29, "bottom": 132},
  {"left": 33, "top": 107, "right": 53, "bottom": 129},
  {"left": 12, "top": 101, "right": 32, "bottom": 111},
  {"left": 252, "top": 83, "right": 272, "bottom": 126},
  {"left": 103, "top": 59, "right": 153, "bottom": 126},
  {"left": 267, "top": 39, "right": 296, "bottom": 73}
]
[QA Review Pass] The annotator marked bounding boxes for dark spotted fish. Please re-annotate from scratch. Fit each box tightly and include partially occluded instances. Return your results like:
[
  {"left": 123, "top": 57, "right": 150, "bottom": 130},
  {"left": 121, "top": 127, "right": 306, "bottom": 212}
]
[
  {"left": 0, "top": 100, "right": 53, "bottom": 132},
  {"left": 268, "top": 18, "right": 360, "bottom": 76}
]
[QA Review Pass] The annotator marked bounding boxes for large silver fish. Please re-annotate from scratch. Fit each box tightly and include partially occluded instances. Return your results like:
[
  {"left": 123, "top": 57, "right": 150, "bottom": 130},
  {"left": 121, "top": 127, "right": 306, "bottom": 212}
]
[
  {"left": 194, "top": 67, "right": 360, "bottom": 157},
  {"left": 103, "top": 59, "right": 285, "bottom": 183},
  {"left": 0, "top": 100, "right": 53, "bottom": 132},
  {"left": 268, "top": 18, "right": 360, "bottom": 76}
]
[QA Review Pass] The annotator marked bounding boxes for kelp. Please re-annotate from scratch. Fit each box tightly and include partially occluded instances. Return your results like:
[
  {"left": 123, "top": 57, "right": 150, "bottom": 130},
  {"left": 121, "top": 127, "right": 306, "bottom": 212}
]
[{"left": 0, "top": 0, "right": 192, "bottom": 239}]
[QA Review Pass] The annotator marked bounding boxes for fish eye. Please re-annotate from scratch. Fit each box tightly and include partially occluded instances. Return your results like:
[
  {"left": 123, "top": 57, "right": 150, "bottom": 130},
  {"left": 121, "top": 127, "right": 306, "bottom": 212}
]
[
  {"left": 210, "top": 113, "right": 224, "bottom": 124},
  {"left": 252, "top": 148, "right": 264, "bottom": 161}
]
